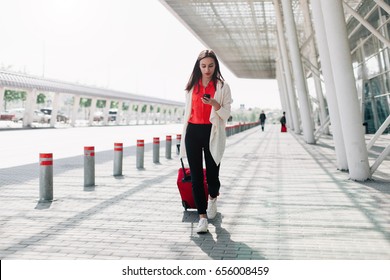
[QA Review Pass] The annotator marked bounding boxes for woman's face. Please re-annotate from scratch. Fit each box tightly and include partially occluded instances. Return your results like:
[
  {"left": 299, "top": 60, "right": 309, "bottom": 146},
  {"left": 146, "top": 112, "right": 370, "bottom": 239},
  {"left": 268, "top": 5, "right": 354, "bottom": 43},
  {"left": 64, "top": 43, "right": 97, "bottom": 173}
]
[{"left": 199, "top": 57, "right": 215, "bottom": 79}]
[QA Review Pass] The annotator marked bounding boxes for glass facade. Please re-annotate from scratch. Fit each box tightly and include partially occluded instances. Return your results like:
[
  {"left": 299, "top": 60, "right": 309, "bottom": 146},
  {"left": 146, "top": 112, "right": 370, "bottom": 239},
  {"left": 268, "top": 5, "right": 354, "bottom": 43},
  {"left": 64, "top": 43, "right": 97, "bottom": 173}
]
[{"left": 348, "top": 0, "right": 390, "bottom": 134}]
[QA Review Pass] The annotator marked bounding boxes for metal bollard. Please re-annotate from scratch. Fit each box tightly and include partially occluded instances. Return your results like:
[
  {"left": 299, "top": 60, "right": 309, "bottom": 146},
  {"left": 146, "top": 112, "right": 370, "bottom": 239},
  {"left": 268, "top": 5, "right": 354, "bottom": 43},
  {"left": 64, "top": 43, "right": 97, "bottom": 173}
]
[
  {"left": 165, "top": 135, "right": 172, "bottom": 159},
  {"left": 84, "top": 146, "right": 95, "bottom": 187},
  {"left": 153, "top": 137, "right": 160, "bottom": 163},
  {"left": 176, "top": 134, "right": 181, "bottom": 155},
  {"left": 136, "top": 139, "right": 144, "bottom": 169},
  {"left": 113, "top": 143, "right": 123, "bottom": 176},
  {"left": 39, "top": 153, "right": 53, "bottom": 202}
]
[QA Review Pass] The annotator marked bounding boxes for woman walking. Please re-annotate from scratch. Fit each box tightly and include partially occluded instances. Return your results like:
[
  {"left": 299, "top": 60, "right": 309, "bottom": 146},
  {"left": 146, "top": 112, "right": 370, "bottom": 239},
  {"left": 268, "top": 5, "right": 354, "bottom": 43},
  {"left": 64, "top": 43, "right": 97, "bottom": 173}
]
[{"left": 180, "top": 50, "right": 233, "bottom": 233}]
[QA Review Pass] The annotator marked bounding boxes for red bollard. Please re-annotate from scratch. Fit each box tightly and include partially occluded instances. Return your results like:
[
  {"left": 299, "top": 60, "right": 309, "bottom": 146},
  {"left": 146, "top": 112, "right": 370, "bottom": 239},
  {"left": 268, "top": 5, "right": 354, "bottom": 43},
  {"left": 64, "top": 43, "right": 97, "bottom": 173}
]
[
  {"left": 84, "top": 146, "right": 95, "bottom": 187},
  {"left": 39, "top": 153, "right": 53, "bottom": 202},
  {"left": 166, "top": 135, "right": 172, "bottom": 159},
  {"left": 153, "top": 137, "right": 160, "bottom": 163},
  {"left": 136, "top": 140, "right": 144, "bottom": 169},
  {"left": 114, "top": 143, "right": 123, "bottom": 176}
]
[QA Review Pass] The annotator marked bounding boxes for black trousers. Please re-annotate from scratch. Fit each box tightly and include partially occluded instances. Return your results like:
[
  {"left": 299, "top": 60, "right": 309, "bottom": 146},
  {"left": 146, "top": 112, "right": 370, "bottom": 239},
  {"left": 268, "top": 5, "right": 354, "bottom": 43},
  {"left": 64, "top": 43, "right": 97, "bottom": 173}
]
[{"left": 185, "top": 123, "right": 220, "bottom": 215}]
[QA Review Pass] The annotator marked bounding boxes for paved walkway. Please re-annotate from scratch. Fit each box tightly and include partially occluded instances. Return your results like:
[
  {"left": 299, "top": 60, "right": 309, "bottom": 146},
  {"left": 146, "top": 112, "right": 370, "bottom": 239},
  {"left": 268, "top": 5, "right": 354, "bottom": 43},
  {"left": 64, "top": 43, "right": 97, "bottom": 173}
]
[{"left": 0, "top": 124, "right": 389, "bottom": 259}]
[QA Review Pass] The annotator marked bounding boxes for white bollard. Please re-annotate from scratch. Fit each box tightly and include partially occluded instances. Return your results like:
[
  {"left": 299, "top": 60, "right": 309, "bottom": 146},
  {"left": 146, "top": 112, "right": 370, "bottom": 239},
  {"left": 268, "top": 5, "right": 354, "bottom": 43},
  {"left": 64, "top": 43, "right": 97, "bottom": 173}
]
[
  {"left": 39, "top": 153, "right": 53, "bottom": 202},
  {"left": 84, "top": 146, "right": 95, "bottom": 187},
  {"left": 136, "top": 139, "right": 144, "bottom": 169},
  {"left": 165, "top": 135, "right": 172, "bottom": 159},
  {"left": 114, "top": 143, "right": 123, "bottom": 176},
  {"left": 153, "top": 137, "right": 160, "bottom": 163}
]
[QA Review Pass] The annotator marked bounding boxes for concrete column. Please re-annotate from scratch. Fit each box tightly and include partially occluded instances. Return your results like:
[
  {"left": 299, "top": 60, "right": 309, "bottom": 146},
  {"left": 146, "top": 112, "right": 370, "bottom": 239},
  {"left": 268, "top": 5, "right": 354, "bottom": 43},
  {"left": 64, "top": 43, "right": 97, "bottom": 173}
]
[
  {"left": 103, "top": 100, "right": 110, "bottom": 125},
  {"left": 89, "top": 97, "right": 97, "bottom": 126},
  {"left": 276, "top": 48, "right": 293, "bottom": 125},
  {"left": 311, "top": 0, "right": 348, "bottom": 171},
  {"left": 273, "top": 0, "right": 300, "bottom": 133},
  {"left": 125, "top": 102, "right": 132, "bottom": 125},
  {"left": 301, "top": 0, "right": 329, "bottom": 135},
  {"left": 158, "top": 106, "right": 162, "bottom": 124},
  {"left": 136, "top": 103, "right": 142, "bottom": 125},
  {"left": 71, "top": 95, "right": 80, "bottom": 127},
  {"left": 0, "top": 87, "right": 4, "bottom": 112},
  {"left": 151, "top": 104, "right": 157, "bottom": 125},
  {"left": 276, "top": 61, "right": 287, "bottom": 112},
  {"left": 116, "top": 101, "right": 123, "bottom": 125},
  {"left": 23, "top": 89, "right": 37, "bottom": 128},
  {"left": 164, "top": 105, "right": 169, "bottom": 124},
  {"left": 144, "top": 104, "right": 151, "bottom": 125},
  {"left": 320, "top": 0, "right": 370, "bottom": 180},
  {"left": 49, "top": 92, "right": 60, "bottom": 127},
  {"left": 281, "top": 0, "right": 315, "bottom": 143}
]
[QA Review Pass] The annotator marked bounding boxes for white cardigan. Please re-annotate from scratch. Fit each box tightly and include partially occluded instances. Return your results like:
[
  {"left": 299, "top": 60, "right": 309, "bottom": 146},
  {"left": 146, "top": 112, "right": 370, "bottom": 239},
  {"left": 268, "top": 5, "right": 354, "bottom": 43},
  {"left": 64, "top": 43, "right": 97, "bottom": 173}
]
[{"left": 180, "top": 81, "right": 233, "bottom": 165}]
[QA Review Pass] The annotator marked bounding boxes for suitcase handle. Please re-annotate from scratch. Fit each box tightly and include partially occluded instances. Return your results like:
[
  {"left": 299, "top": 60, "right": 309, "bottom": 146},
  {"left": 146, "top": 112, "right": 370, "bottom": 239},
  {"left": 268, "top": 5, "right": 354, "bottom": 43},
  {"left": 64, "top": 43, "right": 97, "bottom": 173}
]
[{"left": 180, "top": 158, "right": 191, "bottom": 181}]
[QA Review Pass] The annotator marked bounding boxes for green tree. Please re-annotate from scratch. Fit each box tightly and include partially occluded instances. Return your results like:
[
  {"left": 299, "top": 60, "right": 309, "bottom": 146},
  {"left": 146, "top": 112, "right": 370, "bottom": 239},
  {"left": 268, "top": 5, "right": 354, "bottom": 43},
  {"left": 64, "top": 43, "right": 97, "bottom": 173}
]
[
  {"left": 3, "top": 90, "right": 27, "bottom": 110},
  {"left": 36, "top": 93, "right": 46, "bottom": 105},
  {"left": 110, "top": 101, "right": 118, "bottom": 109},
  {"left": 79, "top": 98, "right": 91, "bottom": 107},
  {"left": 96, "top": 100, "right": 106, "bottom": 108}
]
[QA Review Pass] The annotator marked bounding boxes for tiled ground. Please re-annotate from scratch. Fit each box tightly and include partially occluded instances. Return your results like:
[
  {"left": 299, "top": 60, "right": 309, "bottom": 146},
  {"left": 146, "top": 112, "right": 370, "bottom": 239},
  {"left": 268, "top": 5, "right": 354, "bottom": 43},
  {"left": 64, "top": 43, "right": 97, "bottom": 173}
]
[{"left": 0, "top": 124, "right": 389, "bottom": 259}]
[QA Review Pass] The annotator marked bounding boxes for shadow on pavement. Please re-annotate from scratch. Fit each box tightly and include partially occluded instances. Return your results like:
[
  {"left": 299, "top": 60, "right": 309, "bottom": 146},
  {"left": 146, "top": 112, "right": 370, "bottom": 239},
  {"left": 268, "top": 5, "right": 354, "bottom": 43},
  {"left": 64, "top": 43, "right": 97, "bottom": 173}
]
[{"left": 188, "top": 213, "right": 266, "bottom": 260}]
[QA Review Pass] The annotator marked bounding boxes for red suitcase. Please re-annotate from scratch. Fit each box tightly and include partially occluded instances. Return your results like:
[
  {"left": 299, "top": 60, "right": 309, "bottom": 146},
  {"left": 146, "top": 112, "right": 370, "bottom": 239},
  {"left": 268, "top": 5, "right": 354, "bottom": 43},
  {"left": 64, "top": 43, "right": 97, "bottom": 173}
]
[{"left": 177, "top": 158, "right": 208, "bottom": 210}]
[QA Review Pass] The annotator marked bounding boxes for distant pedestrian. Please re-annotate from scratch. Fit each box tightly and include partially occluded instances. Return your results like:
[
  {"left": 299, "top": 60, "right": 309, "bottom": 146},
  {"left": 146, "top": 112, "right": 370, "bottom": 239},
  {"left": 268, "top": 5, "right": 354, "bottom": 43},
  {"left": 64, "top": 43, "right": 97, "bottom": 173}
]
[
  {"left": 180, "top": 49, "right": 233, "bottom": 234},
  {"left": 280, "top": 111, "right": 287, "bottom": 132},
  {"left": 259, "top": 110, "right": 266, "bottom": 131}
]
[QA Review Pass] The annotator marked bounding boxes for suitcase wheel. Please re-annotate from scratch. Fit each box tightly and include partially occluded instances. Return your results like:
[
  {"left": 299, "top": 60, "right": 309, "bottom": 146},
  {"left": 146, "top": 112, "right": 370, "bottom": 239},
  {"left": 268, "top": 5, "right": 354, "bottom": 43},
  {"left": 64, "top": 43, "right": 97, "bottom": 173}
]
[{"left": 182, "top": 201, "right": 189, "bottom": 210}]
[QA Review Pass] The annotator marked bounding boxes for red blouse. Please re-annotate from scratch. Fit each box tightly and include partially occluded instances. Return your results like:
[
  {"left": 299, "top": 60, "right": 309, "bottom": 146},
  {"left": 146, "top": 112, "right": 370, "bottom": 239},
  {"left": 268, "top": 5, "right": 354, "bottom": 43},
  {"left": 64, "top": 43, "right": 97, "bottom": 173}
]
[{"left": 188, "top": 80, "right": 216, "bottom": 124}]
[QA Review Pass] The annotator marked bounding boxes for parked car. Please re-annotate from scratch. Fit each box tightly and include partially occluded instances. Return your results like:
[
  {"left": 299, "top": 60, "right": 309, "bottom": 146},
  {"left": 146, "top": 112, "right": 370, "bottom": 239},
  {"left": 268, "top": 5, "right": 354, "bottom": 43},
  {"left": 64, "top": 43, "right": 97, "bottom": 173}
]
[
  {"left": 8, "top": 108, "right": 46, "bottom": 123},
  {"left": 93, "top": 110, "right": 117, "bottom": 122},
  {"left": 93, "top": 111, "right": 104, "bottom": 122},
  {"left": 40, "top": 108, "right": 69, "bottom": 123},
  {"left": 0, "top": 111, "right": 15, "bottom": 121},
  {"left": 108, "top": 109, "right": 118, "bottom": 121}
]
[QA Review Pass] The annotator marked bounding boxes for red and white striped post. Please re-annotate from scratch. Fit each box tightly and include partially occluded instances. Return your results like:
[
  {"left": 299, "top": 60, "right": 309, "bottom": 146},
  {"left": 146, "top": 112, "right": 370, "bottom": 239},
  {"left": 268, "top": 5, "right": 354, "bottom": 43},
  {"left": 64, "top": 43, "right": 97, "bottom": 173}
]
[
  {"left": 114, "top": 143, "right": 123, "bottom": 176},
  {"left": 84, "top": 146, "right": 95, "bottom": 187},
  {"left": 136, "top": 139, "right": 144, "bottom": 169},
  {"left": 165, "top": 135, "right": 172, "bottom": 159},
  {"left": 39, "top": 153, "right": 53, "bottom": 202},
  {"left": 176, "top": 134, "right": 181, "bottom": 155},
  {"left": 153, "top": 137, "right": 160, "bottom": 163}
]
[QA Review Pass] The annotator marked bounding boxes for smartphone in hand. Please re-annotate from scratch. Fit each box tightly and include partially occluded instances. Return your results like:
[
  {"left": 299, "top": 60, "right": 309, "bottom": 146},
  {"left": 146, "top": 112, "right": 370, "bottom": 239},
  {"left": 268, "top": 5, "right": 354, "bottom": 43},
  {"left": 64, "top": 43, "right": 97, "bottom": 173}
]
[{"left": 203, "top": 94, "right": 211, "bottom": 99}]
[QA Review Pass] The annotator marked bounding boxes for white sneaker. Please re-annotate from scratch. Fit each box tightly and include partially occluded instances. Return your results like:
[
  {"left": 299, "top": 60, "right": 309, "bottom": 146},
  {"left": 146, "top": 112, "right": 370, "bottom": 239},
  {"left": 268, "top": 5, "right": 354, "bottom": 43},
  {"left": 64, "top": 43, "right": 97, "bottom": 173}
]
[
  {"left": 196, "top": 218, "right": 208, "bottom": 234},
  {"left": 207, "top": 197, "right": 217, "bottom": 219}
]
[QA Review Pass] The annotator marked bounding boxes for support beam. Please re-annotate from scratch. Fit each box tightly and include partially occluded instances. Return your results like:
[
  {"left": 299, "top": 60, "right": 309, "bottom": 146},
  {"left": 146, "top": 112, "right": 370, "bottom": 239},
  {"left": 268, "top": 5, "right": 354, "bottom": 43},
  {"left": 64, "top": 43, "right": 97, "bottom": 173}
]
[
  {"left": 273, "top": 0, "right": 300, "bottom": 133},
  {"left": 370, "top": 144, "right": 390, "bottom": 175},
  {"left": 366, "top": 114, "right": 390, "bottom": 151},
  {"left": 343, "top": 1, "right": 390, "bottom": 49},
  {"left": 281, "top": 0, "right": 315, "bottom": 143},
  {"left": 301, "top": 0, "right": 329, "bottom": 135},
  {"left": 373, "top": 0, "right": 390, "bottom": 15},
  {"left": 311, "top": 0, "right": 348, "bottom": 171},
  {"left": 320, "top": 0, "right": 370, "bottom": 181}
]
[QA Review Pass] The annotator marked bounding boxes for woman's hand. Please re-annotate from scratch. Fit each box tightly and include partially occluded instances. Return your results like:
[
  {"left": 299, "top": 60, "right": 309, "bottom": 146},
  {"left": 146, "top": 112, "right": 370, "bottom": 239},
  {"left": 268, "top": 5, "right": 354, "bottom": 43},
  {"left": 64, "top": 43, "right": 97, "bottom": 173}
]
[{"left": 202, "top": 96, "right": 221, "bottom": 110}]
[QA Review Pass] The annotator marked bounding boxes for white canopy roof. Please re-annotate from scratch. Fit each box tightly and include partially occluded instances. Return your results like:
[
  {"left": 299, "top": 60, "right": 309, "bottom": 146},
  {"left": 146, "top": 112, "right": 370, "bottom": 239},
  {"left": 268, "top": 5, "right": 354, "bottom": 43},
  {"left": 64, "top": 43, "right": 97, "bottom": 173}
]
[{"left": 160, "top": 0, "right": 363, "bottom": 79}]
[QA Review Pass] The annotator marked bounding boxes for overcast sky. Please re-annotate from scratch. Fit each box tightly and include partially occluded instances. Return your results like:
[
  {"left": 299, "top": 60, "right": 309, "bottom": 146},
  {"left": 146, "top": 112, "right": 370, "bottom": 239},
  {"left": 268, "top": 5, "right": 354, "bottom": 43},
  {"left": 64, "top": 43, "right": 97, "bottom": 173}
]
[{"left": 0, "top": 0, "right": 282, "bottom": 109}]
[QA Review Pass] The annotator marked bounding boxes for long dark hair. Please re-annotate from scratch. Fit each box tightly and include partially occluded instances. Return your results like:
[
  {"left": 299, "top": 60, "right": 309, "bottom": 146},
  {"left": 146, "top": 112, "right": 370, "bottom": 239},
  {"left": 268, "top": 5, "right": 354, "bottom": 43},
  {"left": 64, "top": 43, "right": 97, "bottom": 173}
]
[{"left": 185, "top": 49, "right": 224, "bottom": 91}]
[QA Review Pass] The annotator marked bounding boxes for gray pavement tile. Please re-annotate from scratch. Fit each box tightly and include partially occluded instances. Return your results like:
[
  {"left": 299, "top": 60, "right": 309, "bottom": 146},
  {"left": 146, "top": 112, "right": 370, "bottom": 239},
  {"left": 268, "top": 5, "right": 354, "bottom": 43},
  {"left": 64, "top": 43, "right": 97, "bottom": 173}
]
[{"left": 0, "top": 124, "right": 389, "bottom": 260}]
